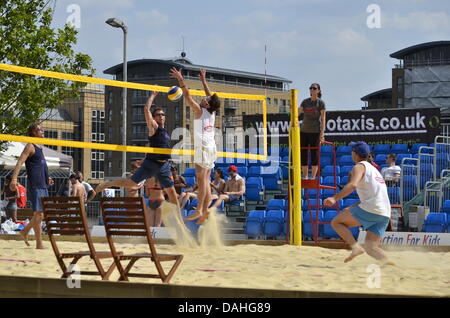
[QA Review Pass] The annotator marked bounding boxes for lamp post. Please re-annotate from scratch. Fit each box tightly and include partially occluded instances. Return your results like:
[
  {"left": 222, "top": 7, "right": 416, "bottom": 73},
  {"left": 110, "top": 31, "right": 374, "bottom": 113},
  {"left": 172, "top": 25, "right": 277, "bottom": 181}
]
[{"left": 106, "top": 17, "right": 128, "bottom": 178}]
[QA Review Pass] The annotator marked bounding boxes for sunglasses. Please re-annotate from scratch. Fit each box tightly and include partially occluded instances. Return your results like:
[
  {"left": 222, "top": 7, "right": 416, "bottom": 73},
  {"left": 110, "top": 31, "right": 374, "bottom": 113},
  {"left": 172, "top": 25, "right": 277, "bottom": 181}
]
[
  {"left": 309, "top": 87, "right": 318, "bottom": 90},
  {"left": 154, "top": 113, "right": 165, "bottom": 117}
]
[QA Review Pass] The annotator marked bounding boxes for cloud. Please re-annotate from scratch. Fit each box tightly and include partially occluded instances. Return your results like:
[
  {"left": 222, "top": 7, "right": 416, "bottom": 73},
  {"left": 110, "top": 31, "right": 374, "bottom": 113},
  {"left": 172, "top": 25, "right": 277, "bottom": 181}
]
[
  {"left": 75, "top": 0, "right": 135, "bottom": 9},
  {"left": 385, "top": 11, "right": 450, "bottom": 32},
  {"left": 135, "top": 9, "right": 169, "bottom": 28}
]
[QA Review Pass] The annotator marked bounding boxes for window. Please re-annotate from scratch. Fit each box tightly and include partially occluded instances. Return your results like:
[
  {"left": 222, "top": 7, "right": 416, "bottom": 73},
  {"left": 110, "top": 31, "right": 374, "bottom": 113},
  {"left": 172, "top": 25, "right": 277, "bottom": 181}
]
[
  {"left": 91, "top": 152, "right": 97, "bottom": 160},
  {"left": 92, "top": 110, "right": 97, "bottom": 118},
  {"left": 108, "top": 91, "right": 113, "bottom": 105},
  {"left": 397, "top": 77, "right": 404, "bottom": 93},
  {"left": 99, "top": 133, "right": 105, "bottom": 142},
  {"left": 266, "top": 97, "right": 271, "bottom": 105},
  {"left": 91, "top": 133, "right": 97, "bottom": 141},
  {"left": 100, "top": 110, "right": 105, "bottom": 119},
  {"left": 397, "top": 97, "right": 403, "bottom": 108},
  {"left": 44, "top": 130, "right": 58, "bottom": 150},
  {"left": 274, "top": 98, "right": 278, "bottom": 105}
]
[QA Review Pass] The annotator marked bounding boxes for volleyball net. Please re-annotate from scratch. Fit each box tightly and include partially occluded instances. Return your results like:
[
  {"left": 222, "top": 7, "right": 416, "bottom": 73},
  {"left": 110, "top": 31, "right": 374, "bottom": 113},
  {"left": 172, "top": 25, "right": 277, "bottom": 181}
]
[
  {"left": 0, "top": 63, "right": 303, "bottom": 245},
  {"left": 0, "top": 63, "right": 269, "bottom": 170}
]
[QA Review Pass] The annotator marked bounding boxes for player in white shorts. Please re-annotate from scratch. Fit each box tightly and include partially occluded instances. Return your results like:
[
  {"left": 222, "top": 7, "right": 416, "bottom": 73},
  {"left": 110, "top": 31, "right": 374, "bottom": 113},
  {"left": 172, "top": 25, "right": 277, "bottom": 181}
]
[
  {"left": 170, "top": 67, "right": 221, "bottom": 224},
  {"left": 324, "top": 141, "right": 393, "bottom": 265}
]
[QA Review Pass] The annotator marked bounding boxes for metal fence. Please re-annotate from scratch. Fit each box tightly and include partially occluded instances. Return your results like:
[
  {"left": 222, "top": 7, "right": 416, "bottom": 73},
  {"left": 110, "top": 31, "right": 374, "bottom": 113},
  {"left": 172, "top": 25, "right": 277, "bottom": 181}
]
[
  {"left": 434, "top": 136, "right": 450, "bottom": 181},
  {"left": 441, "top": 123, "right": 450, "bottom": 137}
]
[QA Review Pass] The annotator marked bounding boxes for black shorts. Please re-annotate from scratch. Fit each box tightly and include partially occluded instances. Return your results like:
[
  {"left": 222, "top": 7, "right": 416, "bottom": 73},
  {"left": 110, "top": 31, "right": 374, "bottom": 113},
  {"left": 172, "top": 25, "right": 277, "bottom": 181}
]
[
  {"left": 300, "top": 132, "right": 320, "bottom": 166},
  {"left": 130, "top": 158, "right": 174, "bottom": 189}
]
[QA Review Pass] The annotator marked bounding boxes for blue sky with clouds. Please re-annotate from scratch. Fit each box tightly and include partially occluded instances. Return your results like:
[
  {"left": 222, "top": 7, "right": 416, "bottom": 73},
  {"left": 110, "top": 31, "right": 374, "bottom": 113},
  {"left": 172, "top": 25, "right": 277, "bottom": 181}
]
[{"left": 51, "top": 0, "right": 450, "bottom": 110}]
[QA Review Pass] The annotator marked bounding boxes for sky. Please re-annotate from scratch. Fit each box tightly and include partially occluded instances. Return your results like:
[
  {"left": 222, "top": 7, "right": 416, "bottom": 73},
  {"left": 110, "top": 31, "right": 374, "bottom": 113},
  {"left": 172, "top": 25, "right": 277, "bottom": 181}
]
[{"left": 50, "top": 0, "right": 450, "bottom": 110}]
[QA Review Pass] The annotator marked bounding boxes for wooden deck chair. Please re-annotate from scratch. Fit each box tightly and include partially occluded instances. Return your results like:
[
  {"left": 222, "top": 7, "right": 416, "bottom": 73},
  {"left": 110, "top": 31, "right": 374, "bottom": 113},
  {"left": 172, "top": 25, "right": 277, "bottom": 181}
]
[
  {"left": 42, "top": 196, "right": 120, "bottom": 280},
  {"left": 100, "top": 197, "right": 183, "bottom": 283}
]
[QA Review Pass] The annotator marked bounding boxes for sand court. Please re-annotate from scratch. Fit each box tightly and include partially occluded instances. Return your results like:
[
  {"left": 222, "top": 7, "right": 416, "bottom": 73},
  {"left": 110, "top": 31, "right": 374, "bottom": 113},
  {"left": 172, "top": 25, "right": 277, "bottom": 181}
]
[{"left": 0, "top": 238, "right": 449, "bottom": 297}]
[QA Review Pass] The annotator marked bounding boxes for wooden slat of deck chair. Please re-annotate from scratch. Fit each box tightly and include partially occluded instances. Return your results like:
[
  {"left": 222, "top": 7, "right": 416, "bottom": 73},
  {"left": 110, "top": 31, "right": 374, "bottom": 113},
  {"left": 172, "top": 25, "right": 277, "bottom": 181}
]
[
  {"left": 42, "top": 196, "right": 120, "bottom": 280},
  {"left": 17, "top": 208, "right": 35, "bottom": 222},
  {"left": 100, "top": 197, "right": 183, "bottom": 283}
]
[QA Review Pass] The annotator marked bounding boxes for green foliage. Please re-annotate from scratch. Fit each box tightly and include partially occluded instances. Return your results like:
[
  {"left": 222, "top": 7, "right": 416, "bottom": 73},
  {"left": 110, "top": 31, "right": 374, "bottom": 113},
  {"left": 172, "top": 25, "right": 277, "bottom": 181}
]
[{"left": 0, "top": 0, "right": 94, "bottom": 143}]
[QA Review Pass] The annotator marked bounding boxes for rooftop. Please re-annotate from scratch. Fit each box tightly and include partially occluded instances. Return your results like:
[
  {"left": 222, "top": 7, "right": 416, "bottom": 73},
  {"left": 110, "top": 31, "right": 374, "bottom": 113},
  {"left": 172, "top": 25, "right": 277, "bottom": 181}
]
[
  {"left": 39, "top": 108, "right": 73, "bottom": 122},
  {"left": 390, "top": 41, "right": 450, "bottom": 59},
  {"left": 361, "top": 88, "right": 392, "bottom": 101},
  {"left": 103, "top": 57, "right": 292, "bottom": 84}
]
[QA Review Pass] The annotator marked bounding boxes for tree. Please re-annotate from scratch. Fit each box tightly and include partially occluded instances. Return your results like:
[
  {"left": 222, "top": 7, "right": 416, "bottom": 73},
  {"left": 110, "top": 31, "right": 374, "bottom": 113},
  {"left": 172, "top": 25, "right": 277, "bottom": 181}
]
[{"left": 0, "top": 0, "right": 94, "bottom": 146}]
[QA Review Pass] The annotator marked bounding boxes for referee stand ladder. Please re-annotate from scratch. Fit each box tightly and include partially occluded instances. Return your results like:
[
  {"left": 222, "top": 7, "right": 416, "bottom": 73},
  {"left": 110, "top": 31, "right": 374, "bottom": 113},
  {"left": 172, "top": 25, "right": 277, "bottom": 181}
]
[{"left": 302, "top": 141, "right": 344, "bottom": 245}]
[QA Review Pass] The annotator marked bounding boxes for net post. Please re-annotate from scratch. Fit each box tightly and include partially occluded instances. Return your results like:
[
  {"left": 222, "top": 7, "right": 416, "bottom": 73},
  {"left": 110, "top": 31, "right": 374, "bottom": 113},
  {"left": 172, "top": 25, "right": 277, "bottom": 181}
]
[{"left": 289, "top": 89, "right": 302, "bottom": 245}]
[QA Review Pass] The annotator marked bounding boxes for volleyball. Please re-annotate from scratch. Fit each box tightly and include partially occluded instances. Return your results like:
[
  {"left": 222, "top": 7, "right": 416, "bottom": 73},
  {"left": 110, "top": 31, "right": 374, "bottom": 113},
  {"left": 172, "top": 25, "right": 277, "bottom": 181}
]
[{"left": 168, "top": 86, "right": 183, "bottom": 102}]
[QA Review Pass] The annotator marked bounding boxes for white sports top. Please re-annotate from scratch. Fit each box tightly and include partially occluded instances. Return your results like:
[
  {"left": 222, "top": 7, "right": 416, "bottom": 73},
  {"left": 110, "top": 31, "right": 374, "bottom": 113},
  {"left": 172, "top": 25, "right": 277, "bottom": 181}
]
[
  {"left": 194, "top": 107, "right": 215, "bottom": 148},
  {"left": 356, "top": 161, "right": 391, "bottom": 218}
]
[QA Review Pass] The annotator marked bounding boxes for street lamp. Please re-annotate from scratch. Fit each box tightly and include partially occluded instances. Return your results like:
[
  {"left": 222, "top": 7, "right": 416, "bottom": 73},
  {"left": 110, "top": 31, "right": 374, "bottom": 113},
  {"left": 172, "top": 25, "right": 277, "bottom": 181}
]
[{"left": 106, "top": 17, "right": 128, "bottom": 178}]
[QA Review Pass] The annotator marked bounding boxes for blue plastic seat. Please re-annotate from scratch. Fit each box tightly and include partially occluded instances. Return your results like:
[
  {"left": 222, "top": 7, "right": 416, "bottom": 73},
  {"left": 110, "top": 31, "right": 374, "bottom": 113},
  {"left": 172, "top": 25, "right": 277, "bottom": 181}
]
[
  {"left": 340, "top": 176, "right": 349, "bottom": 185},
  {"left": 184, "top": 176, "right": 196, "bottom": 188},
  {"left": 391, "top": 144, "right": 408, "bottom": 154},
  {"left": 321, "top": 189, "right": 336, "bottom": 200},
  {"left": 322, "top": 165, "right": 339, "bottom": 178},
  {"left": 244, "top": 210, "right": 266, "bottom": 237},
  {"left": 261, "top": 166, "right": 282, "bottom": 190},
  {"left": 337, "top": 146, "right": 352, "bottom": 157},
  {"left": 387, "top": 187, "right": 400, "bottom": 204},
  {"left": 281, "top": 156, "right": 289, "bottom": 179},
  {"left": 267, "top": 199, "right": 287, "bottom": 211},
  {"left": 338, "top": 155, "right": 353, "bottom": 166},
  {"left": 302, "top": 210, "right": 323, "bottom": 238},
  {"left": 411, "top": 143, "right": 427, "bottom": 155},
  {"left": 185, "top": 210, "right": 200, "bottom": 234},
  {"left": 375, "top": 154, "right": 387, "bottom": 166},
  {"left": 263, "top": 210, "right": 285, "bottom": 236},
  {"left": 323, "top": 176, "right": 340, "bottom": 187},
  {"left": 237, "top": 167, "right": 248, "bottom": 178},
  {"left": 280, "top": 147, "right": 289, "bottom": 157},
  {"left": 304, "top": 188, "right": 322, "bottom": 200},
  {"left": 320, "top": 155, "right": 333, "bottom": 167},
  {"left": 247, "top": 166, "right": 262, "bottom": 177},
  {"left": 374, "top": 144, "right": 391, "bottom": 155},
  {"left": 396, "top": 153, "right": 412, "bottom": 165},
  {"left": 302, "top": 198, "right": 322, "bottom": 211},
  {"left": 442, "top": 200, "right": 450, "bottom": 213},
  {"left": 323, "top": 210, "right": 340, "bottom": 238},
  {"left": 423, "top": 213, "right": 447, "bottom": 233},
  {"left": 182, "top": 168, "right": 196, "bottom": 178},
  {"left": 347, "top": 191, "right": 359, "bottom": 200},
  {"left": 245, "top": 177, "right": 264, "bottom": 201},
  {"left": 340, "top": 165, "right": 353, "bottom": 177},
  {"left": 342, "top": 199, "right": 360, "bottom": 209},
  {"left": 321, "top": 145, "right": 333, "bottom": 154}
]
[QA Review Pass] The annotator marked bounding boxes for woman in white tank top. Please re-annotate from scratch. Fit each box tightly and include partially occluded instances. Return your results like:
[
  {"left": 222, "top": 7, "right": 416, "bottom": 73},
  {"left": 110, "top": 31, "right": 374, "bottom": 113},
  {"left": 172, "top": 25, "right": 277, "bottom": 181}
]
[
  {"left": 170, "top": 67, "right": 221, "bottom": 225},
  {"left": 324, "top": 141, "right": 394, "bottom": 265}
]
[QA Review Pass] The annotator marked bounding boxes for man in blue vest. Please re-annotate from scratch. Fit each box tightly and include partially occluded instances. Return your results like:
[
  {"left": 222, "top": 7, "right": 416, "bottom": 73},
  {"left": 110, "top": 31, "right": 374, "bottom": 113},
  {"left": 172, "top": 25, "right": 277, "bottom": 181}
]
[
  {"left": 9, "top": 124, "right": 54, "bottom": 249},
  {"left": 95, "top": 91, "right": 179, "bottom": 210}
]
